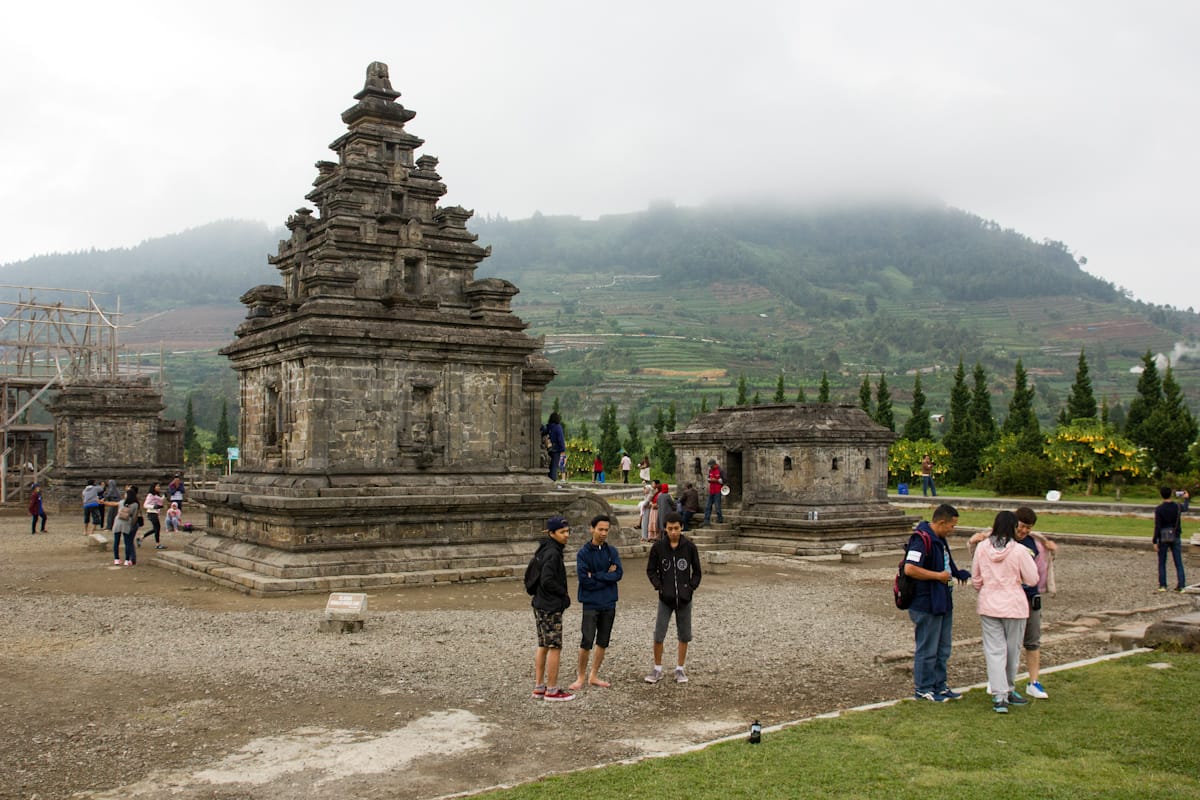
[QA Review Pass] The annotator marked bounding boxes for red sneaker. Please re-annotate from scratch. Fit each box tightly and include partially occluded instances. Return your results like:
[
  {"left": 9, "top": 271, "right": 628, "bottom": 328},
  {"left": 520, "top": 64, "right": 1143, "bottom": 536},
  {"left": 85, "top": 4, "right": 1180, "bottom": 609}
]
[{"left": 543, "top": 688, "right": 575, "bottom": 702}]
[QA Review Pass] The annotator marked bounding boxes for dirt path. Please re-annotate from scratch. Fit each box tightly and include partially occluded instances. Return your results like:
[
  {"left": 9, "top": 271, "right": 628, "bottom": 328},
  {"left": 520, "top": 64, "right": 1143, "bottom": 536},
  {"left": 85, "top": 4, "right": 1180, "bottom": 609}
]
[{"left": 1, "top": 514, "right": 1190, "bottom": 800}]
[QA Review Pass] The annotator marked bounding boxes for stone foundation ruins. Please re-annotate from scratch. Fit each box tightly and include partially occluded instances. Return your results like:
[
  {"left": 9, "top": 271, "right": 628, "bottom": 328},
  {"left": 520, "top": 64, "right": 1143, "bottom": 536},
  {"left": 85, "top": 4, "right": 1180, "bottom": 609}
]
[{"left": 669, "top": 403, "right": 918, "bottom": 554}]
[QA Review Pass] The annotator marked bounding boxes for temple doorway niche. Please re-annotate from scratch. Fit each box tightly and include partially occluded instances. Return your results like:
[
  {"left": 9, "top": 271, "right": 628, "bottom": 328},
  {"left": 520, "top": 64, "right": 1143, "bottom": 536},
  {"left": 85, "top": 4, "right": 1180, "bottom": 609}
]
[{"left": 725, "top": 450, "right": 744, "bottom": 505}]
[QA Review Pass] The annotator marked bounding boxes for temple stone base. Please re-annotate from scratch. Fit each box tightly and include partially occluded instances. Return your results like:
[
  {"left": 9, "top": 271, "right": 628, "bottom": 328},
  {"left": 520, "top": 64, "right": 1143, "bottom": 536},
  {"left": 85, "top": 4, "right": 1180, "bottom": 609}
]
[
  {"left": 167, "top": 479, "right": 626, "bottom": 595},
  {"left": 732, "top": 506, "right": 921, "bottom": 556}
]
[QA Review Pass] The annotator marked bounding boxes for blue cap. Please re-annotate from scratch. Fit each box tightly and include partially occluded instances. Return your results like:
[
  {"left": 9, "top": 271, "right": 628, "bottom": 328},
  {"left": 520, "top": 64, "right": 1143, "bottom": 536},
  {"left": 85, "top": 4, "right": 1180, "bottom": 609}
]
[{"left": 546, "top": 515, "right": 569, "bottom": 532}]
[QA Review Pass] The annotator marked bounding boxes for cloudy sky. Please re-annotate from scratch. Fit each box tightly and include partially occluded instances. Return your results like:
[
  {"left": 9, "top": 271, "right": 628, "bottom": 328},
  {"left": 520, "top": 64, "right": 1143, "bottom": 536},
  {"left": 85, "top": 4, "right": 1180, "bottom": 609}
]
[{"left": 1, "top": 1, "right": 1194, "bottom": 308}]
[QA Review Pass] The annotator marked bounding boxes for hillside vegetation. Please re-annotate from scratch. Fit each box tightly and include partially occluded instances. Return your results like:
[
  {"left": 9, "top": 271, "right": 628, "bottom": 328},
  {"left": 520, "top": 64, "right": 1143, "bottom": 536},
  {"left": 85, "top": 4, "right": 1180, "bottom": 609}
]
[{"left": 1, "top": 204, "right": 1197, "bottom": 435}]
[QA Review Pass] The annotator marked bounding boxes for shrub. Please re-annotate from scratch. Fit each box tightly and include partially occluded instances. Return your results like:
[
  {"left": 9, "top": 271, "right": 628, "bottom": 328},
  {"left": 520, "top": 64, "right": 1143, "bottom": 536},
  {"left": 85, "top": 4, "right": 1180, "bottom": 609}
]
[{"left": 988, "top": 453, "right": 1062, "bottom": 497}]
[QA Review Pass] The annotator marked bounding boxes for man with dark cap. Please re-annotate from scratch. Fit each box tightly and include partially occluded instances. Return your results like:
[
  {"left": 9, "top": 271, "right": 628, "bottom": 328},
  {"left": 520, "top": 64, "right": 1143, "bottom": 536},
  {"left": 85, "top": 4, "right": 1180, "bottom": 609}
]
[{"left": 530, "top": 515, "right": 575, "bottom": 702}]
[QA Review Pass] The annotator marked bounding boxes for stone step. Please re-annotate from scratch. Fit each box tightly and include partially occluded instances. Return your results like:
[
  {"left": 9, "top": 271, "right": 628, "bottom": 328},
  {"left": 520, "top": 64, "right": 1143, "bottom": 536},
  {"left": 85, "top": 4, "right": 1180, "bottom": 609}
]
[{"left": 153, "top": 549, "right": 530, "bottom": 597}]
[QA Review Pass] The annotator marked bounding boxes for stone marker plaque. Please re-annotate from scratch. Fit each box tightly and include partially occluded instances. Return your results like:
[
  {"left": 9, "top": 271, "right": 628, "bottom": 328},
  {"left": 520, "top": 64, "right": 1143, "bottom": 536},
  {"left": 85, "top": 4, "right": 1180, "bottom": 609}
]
[{"left": 325, "top": 592, "right": 368, "bottom": 621}]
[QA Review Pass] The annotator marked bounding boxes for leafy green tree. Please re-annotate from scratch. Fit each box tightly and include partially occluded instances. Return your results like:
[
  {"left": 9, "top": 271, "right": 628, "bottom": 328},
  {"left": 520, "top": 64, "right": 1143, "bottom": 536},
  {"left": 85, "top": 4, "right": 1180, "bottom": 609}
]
[
  {"left": 1002, "top": 358, "right": 1041, "bottom": 454},
  {"left": 1066, "top": 349, "right": 1098, "bottom": 422},
  {"left": 598, "top": 403, "right": 622, "bottom": 473},
  {"left": 1044, "top": 419, "right": 1145, "bottom": 495},
  {"left": 859, "top": 375, "right": 873, "bottom": 415},
  {"left": 971, "top": 362, "right": 997, "bottom": 448},
  {"left": 624, "top": 409, "right": 644, "bottom": 460},
  {"left": 213, "top": 400, "right": 231, "bottom": 454},
  {"left": 942, "top": 360, "right": 978, "bottom": 482},
  {"left": 903, "top": 373, "right": 932, "bottom": 442},
  {"left": 796, "top": 385, "right": 807, "bottom": 402},
  {"left": 889, "top": 439, "right": 950, "bottom": 485},
  {"left": 736, "top": 374, "right": 749, "bottom": 406},
  {"left": 818, "top": 372, "right": 830, "bottom": 403},
  {"left": 874, "top": 374, "right": 894, "bottom": 431},
  {"left": 774, "top": 374, "right": 786, "bottom": 402}
]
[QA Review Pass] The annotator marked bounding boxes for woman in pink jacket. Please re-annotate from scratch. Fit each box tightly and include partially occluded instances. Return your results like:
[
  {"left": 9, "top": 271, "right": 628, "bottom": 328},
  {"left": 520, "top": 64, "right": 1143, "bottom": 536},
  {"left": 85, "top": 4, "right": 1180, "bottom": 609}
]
[{"left": 971, "top": 510, "right": 1039, "bottom": 714}]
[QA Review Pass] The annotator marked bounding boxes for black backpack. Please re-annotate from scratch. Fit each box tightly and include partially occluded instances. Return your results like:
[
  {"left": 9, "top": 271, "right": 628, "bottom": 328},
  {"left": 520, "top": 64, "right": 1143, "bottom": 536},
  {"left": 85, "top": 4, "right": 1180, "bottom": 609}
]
[
  {"left": 893, "top": 529, "right": 932, "bottom": 609},
  {"left": 523, "top": 553, "right": 541, "bottom": 595}
]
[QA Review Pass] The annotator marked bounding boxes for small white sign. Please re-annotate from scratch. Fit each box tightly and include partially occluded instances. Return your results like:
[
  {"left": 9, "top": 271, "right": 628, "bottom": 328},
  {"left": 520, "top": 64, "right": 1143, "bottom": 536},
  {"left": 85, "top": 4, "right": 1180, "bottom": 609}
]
[{"left": 325, "top": 592, "right": 368, "bottom": 620}]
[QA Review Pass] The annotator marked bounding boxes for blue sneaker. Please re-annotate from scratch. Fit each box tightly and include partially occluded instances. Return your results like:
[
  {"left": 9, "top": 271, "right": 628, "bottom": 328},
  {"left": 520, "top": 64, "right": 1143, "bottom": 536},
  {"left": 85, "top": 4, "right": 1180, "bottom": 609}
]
[
  {"left": 914, "top": 691, "right": 947, "bottom": 702},
  {"left": 1025, "top": 681, "right": 1048, "bottom": 699},
  {"left": 937, "top": 688, "right": 963, "bottom": 701},
  {"left": 1007, "top": 690, "right": 1029, "bottom": 706}
]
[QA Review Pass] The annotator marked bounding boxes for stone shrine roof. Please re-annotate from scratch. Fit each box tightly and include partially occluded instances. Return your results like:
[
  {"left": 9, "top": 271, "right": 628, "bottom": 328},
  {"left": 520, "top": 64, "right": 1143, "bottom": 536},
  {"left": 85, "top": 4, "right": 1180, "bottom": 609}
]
[{"left": 669, "top": 403, "right": 896, "bottom": 445}]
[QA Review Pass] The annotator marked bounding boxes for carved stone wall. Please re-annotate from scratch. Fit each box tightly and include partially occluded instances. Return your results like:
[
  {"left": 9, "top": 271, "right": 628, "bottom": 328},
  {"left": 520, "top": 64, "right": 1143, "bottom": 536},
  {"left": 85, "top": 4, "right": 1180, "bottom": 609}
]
[{"left": 45, "top": 379, "right": 184, "bottom": 511}]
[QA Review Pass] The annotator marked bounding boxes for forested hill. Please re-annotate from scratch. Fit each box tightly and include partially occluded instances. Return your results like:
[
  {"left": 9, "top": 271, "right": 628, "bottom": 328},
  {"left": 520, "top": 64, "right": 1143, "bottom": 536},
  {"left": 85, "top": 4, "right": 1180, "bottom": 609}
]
[
  {"left": 473, "top": 203, "right": 1117, "bottom": 312},
  {"left": 0, "top": 220, "right": 280, "bottom": 310}
]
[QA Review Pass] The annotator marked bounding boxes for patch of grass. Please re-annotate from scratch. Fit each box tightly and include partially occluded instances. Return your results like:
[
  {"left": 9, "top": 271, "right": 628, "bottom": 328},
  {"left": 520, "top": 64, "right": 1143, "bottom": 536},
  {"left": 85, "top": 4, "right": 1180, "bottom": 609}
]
[
  {"left": 948, "top": 510, "right": 1153, "bottom": 537},
  {"left": 482, "top": 652, "right": 1200, "bottom": 799}
]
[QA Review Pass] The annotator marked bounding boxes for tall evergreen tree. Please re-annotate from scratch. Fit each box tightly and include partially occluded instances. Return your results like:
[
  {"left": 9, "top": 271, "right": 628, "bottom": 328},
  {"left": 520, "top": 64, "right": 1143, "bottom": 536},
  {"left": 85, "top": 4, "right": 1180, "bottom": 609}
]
[
  {"left": 752, "top": 390, "right": 763, "bottom": 405},
  {"left": 598, "top": 403, "right": 622, "bottom": 472},
  {"left": 551, "top": 396, "right": 568, "bottom": 439},
  {"left": 667, "top": 401, "right": 677, "bottom": 433},
  {"left": 700, "top": 396, "right": 709, "bottom": 413},
  {"left": 1144, "top": 366, "right": 1199, "bottom": 475},
  {"left": 184, "top": 396, "right": 197, "bottom": 451},
  {"left": 1125, "top": 350, "right": 1161, "bottom": 445},
  {"left": 1066, "top": 349, "right": 1098, "bottom": 422},
  {"left": 796, "top": 385, "right": 807, "bottom": 402},
  {"left": 1002, "top": 358, "right": 1042, "bottom": 454},
  {"left": 213, "top": 400, "right": 231, "bottom": 454},
  {"left": 818, "top": 372, "right": 830, "bottom": 403},
  {"left": 624, "top": 409, "right": 644, "bottom": 459},
  {"left": 774, "top": 374, "right": 786, "bottom": 403},
  {"left": 859, "top": 375, "right": 873, "bottom": 415},
  {"left": 1100, "top": 397, "right": 1110, "bottom": 427},
  {"left": 903, "top": 373, "right": 932, "bottom": 441},
  {"left": 942, "top": 360, "right": 978, "bottom": 482},
  {"left": 971, "top": 362, "right": 997, "bottom": 448},
  {"left": 579, "top": 420, "right": 590, "bottom": 442},
  {"left": 873, "top": 374, "right": 895, "bottom": 431},
  {"left": 736, "top": 374, "right": 749, "bottom": 406}
]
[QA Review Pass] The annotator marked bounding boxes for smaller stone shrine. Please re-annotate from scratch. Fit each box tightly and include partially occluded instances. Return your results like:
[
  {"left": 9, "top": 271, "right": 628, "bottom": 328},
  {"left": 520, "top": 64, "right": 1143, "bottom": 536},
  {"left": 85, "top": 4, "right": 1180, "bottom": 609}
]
[
  {"left": 169, "top": 63, "right": 613, "bottom": 595},
  {"left": 46, "top": 379, "right": 184, "bottom": 511},
  {"left": 669, "top": 403, "right": 918, "bottom": 555}
]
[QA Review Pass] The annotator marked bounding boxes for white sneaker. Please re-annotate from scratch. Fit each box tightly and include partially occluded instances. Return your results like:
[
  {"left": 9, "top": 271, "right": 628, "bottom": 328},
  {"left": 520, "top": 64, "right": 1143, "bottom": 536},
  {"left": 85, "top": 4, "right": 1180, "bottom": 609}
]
[
  {"left": 644, "top": 669, "right": 663, "bottom": 684},
  {"left": 1026, "top": 681, "right": 1049, "bottom": 699},
  {"left": 674, "top": 667, "right": 688, "bottom": 684}
]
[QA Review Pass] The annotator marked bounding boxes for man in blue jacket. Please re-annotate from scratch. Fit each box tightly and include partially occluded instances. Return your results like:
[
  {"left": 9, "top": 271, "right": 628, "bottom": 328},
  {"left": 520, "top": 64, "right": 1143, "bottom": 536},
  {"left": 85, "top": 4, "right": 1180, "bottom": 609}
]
[
  {"left": 903, "top": 503, "right": 970, "bottom": 702},
  {"left": 569, "top": 514, "right": 623, "bottom": 691}
]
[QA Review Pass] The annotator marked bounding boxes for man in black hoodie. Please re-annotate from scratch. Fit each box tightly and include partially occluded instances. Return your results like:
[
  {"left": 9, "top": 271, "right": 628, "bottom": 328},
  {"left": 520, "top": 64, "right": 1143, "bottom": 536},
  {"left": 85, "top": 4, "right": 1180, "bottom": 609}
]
[
  {"left": 531, "top": 516, "right": 575, "bottom": 702},
  {"left": 645, "top": 512, "right": 702, "bottom": 684}
]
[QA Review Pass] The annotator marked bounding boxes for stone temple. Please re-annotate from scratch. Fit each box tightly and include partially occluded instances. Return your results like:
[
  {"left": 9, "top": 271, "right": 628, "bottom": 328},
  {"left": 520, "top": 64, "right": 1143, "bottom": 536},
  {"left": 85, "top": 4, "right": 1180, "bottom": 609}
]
[
  {"left": 163, "top": 63, "right": 609, "bottom": 595},
  {"left": 669, "top": 403, "right": 918, "bottom": 554}
]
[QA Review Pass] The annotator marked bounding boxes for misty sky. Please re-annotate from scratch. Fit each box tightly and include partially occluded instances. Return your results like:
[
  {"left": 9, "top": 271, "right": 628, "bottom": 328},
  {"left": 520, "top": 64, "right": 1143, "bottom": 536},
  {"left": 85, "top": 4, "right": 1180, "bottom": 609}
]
[{"left": 1, "top": 1, "right": 1195, "bottom": 309}]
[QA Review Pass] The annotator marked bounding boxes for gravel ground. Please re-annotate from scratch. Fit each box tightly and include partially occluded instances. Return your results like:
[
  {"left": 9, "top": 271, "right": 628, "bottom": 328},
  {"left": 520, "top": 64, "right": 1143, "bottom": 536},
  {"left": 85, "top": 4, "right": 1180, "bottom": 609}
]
[{"left": 2, "top": 513, "right": 1194, "bottom": 800}]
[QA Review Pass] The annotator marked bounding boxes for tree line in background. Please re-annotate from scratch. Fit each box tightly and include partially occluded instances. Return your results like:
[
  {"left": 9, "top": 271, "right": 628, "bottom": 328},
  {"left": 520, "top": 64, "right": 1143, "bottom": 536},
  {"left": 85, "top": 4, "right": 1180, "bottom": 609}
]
[{"left": 548, "top": 347, "right": 1200, "bottom": 495}]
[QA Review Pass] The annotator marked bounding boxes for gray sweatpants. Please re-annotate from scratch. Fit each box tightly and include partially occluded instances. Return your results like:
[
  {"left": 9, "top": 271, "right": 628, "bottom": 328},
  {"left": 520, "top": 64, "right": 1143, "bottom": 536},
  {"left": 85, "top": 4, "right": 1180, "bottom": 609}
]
[{"left": 980, "top": 615, "right": 1026, "bottom": 699}]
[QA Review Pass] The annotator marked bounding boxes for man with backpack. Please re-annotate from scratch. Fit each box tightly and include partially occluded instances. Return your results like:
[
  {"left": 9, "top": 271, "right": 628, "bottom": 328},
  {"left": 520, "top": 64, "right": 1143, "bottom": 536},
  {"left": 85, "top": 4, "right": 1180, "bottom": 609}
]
[
  {"left": 904, "top": 503, "right": 970, "bottom": 702},
  {"left": 528, "top": 515, "right": 575, "bottom": 702},
  {"left": 568, "top": 514, "right": 622, "bottom": 691}
]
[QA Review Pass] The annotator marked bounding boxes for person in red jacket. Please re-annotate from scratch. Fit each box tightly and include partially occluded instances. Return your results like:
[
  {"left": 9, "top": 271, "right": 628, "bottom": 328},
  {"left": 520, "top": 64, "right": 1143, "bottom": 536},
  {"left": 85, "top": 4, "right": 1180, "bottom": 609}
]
[
  {"left": 703, "top": 459, "right": 725, "bottom": 525},
  {"left": 28, "top": 483, "right": 47, "bottom": 534}
]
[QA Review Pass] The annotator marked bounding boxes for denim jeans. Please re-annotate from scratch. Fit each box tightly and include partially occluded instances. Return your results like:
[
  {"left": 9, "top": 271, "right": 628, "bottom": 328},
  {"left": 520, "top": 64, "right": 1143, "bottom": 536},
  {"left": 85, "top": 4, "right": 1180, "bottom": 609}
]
[
  {"left": 922, "top": 476, "right": 936, "bottom": 497},
  {"left": 548, "top": 451, "right": 564, "bottom": 481},
  {"left": 1158, "top": 538, "right": 1187, "bottom": 589},
  {"left": 703, "top": 492, "right": 723, "bottom": 524},
  {"left": 909, "top": 607, "right": 954, "bottom": 694}
]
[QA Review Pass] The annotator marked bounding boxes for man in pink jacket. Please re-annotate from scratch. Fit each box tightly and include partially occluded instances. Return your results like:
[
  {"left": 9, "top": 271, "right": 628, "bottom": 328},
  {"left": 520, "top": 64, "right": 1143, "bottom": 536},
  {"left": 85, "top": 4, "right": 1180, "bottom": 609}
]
[{"left": 972, "top": 510, "right": 1039, "bottom": 714}]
